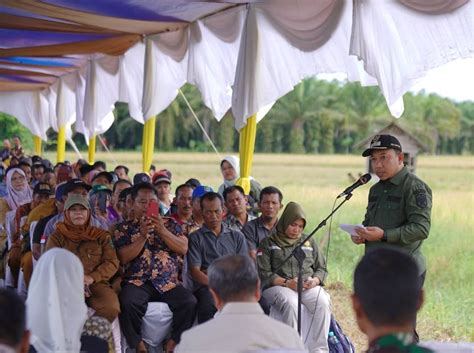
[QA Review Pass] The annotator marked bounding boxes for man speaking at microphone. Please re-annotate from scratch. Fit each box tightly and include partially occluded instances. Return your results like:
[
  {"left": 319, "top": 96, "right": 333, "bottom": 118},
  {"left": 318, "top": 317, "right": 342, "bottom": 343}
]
[{"left": 353, "top": 134, "right": 432, "bottom": 341}]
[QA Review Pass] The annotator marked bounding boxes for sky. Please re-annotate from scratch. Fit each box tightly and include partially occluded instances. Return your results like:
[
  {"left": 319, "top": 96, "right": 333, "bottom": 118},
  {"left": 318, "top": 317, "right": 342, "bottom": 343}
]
[
  {"left": 319, "top": 57, "right": 474, "bottom": 103},
  {"left": 409, "top": 58, "right": 474, "bottom": 102}
]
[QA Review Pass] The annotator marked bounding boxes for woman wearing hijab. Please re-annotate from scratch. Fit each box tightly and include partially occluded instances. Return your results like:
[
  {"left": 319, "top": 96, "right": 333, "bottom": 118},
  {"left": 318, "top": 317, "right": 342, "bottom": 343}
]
[
  {"left": 27, "top": 248, "right": 112, "bottom": 353},
  {"left": 217, "top": 156, "right": 262, "bottom": 214},
  {"left": 0, "top": 167, "right": 32, "bottom": 285},
  {"left": 46, "top": 194, "right": 120, "bottom": 323},
  {"left": 0, "top": 167, "right": 32, "bottom": 223},
  {"left": 257, "top": 202, "right": 331, "bottom": 353}
]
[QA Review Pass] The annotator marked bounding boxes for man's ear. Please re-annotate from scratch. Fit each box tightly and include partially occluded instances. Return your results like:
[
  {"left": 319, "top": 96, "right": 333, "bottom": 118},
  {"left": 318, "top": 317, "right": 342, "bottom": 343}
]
[
  {"left": 209, "top": 288, "right": 223, "bottom": 311},
  {"left": 255, "top": 279, "right": 261, "bottom": 302},
  {"left": 279, "top": 203, "right": 284, "bottom": 210},
  {"left": 416, "top": 289, "right": 424, "bottom": 312},
  {"left": 351, "top": 294, "right": 361, "bottom": 318},
  {"left": 19, "top": 330, "right": 30, "bottom": 353},
  {"left": 398, "top": 151, "right": 404, "bottom": 164}
]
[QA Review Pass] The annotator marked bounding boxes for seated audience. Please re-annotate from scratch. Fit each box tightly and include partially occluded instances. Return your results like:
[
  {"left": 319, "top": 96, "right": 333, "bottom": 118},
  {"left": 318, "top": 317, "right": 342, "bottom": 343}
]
[
  {"left": 184, "top": 178, "right": 200, "bottom": 189},
  {"left": 18, "top": 162, "right": 32, "bottom": 185},
  {"left": 114, "top": 165, "right": 130, "bottom": 181},
  {"left": 243, "top": 186, "right": 283, "bottom": 259},
  {"left": 27, "top": 248, "right": 112, "bottom": 353},
  {"left": 169, "top": 184, "right": 200, "bottom": 236},
  {"left": 217, "top": 155, "right": 261, "bottom": 215},
  {"left": 176, "top": 255, "right": 306, "bottom": 353},
  {"left": 30, "top": 164, "right": 44, "bottom": 188},
  {"left": 46, "top": 195, "right": 120, "bottom": 323},
  {"left": 0, "top": 289, "right": 30, "bottom": 353},
  {"left": 109, "top": 179, "right": 132, "bottom": 225},
  {"left": 42, "top": 179, "right": 108, "bottom": 242},
  {"left": 352, "top": 248, "right": 433, "bottom": 353},
  {"left": 1, "top": 168, "right": 32, "bottom": 285},
  {"left": 113, "top": 183, "right": 196, "bottom": 353},
  {"left": 187, "top": 192, "right": 249, "bottom": 323},
  {"left": 257, "top": 202, "right": 331, "bottom": 353},
  {"left": 152, "top": 169, "right": 173, "bottom": 215},
  {"left": 31, "top": 183, "right": 67, "bottom": 260},
  {"left": 9, "top": 182, "right": 53, "bottom": 287},
  {"left": 190, "top": 186, "right": 213, "bottom": 227},
  {"left": 89, "top": 184, "right": 113, "bottom": 226},
  {"left": 222, "top": 185, "right": 255, "bottom": 232},
  {"left": 41, "top": 168, "right": 56, "bottom": 190}
]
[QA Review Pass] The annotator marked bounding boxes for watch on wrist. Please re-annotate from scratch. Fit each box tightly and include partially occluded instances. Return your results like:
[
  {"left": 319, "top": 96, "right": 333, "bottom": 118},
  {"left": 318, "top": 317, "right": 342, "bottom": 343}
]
[
  {"left": 283, "top": 279, "right": 288, "bottom": 287},
  {"left": 381, "top": 231, "right": 387, "bottom": 242}
]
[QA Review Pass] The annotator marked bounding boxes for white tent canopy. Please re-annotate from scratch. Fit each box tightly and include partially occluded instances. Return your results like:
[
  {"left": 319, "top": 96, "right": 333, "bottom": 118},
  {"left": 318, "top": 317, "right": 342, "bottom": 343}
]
[{"left": 0, "top": 0, "right": 472, "bottom": 143}]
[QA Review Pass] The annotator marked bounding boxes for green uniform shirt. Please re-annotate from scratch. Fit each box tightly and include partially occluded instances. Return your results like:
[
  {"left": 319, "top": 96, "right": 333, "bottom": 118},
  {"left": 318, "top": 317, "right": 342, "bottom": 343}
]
[
  {"left": 362, "top": 166, "right": 432, "bottom": 274},
  {"left": 257, "top": 236, "right": 327, "bottom": 289},
  {"left": 367, "top": 333, "right": 434, "bottom": 353}
]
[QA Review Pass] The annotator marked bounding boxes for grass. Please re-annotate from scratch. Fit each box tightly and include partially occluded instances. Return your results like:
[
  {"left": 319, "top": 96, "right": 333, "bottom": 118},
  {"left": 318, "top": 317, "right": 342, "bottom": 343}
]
[{"left": 44, "top": 151, "right": 474, "bottom": 346}]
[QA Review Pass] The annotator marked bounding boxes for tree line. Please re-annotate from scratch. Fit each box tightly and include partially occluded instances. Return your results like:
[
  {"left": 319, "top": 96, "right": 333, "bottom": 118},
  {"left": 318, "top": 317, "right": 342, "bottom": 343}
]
[{"left": 1, "top": 79, "right": 473, "bottom": 155}]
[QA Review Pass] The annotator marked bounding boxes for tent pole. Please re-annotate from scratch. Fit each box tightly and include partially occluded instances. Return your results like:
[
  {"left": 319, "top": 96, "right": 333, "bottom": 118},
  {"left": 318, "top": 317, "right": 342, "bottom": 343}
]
[
  {"left": 236, "top": 114, "right": 257, "bottom": 194},
  {"left": 88, "top": 134, "right": 96, "bottom": 164},
  {"left": 33, "top": 135, "right": 42, "bottom": 157},
  {"left": 142, "top": 117, "right": 156, "bottom": 173},
  {"left": 56, "top": 126, "right": 66, "bottom": 163}
]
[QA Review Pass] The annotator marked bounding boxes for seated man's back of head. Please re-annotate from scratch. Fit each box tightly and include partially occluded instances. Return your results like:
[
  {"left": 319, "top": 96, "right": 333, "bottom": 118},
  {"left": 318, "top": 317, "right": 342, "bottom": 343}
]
[
  {"left": 352, "top": 248, "right": 433, "bottom": 353},
  {"left": 0, "top": 289, "right": 29, "bottom": 353}
]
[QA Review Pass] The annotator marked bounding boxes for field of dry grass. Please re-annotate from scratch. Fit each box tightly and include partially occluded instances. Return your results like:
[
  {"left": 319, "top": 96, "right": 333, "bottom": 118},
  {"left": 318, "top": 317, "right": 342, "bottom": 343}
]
[{"left": 44, "top": 151, "right": 474, "bottom": 348}]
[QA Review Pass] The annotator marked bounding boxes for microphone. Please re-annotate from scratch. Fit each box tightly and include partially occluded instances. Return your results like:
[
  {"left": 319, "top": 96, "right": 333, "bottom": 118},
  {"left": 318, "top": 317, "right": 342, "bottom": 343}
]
[{"left": 337, "top": 173, "right": 372, "bottom": 199}]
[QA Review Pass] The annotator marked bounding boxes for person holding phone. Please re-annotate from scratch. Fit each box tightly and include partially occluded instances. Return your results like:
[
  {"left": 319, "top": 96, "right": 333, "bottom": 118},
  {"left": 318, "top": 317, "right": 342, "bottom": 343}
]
[{"left": 113, "top": 183, "right": 196, "bottom": 353}]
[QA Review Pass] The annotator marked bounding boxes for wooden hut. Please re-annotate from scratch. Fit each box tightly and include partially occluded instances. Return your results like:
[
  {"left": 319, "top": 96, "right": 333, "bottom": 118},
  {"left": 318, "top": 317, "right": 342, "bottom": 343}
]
[{"left": 355, "top": 122, "right": 427, "bottom": 174}]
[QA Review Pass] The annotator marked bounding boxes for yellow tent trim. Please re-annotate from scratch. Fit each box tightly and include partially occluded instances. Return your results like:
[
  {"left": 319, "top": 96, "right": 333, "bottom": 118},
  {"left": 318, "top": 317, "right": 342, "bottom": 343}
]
[
  {"left": 236, "top": 114, "right": 257, "bottom": 195},
  {"left": 88, "top": 134, "right": 96, "bottom": 164},
  {"left": 56, "top": 126, "right": 66, "bottom": 163},
  {"left": 33, "top": 135, "right": 42, "bottom": 156},
  {"left": 142, "top": 117, "right": 156, "bottom": 173}
]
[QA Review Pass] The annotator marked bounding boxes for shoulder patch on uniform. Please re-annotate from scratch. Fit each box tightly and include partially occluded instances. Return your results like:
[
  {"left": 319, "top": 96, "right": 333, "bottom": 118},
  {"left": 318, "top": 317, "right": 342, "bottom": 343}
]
[{"left": 415, "top": 192, "right": 428, "bottom": 208}]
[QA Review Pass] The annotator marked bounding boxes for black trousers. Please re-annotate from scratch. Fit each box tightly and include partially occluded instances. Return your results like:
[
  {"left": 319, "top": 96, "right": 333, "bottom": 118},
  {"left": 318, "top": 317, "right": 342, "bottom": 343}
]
[
  {"left": 194, "top": 286, "right": 217, "bottom": 324},
  {"left": 119, "top": 282, "right": 197, "bottom": 348},
  {"left": 414, "top": 271, "right": 427, "bottom": 343}
]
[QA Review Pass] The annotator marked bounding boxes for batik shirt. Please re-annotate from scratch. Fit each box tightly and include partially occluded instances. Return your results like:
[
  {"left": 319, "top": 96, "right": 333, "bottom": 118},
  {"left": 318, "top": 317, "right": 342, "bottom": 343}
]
[
  {"left": 113, "top": 217, "right": 186, "bottom": 293},
  {"left": 367, "top": 333, "right": 433, "bottom": 353}
]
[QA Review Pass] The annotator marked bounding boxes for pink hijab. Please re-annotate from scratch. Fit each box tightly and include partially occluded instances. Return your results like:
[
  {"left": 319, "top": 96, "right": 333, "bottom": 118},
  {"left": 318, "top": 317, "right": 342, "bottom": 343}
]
[{"left": 4, "top": 168, "right": 33, "bottom": 210}]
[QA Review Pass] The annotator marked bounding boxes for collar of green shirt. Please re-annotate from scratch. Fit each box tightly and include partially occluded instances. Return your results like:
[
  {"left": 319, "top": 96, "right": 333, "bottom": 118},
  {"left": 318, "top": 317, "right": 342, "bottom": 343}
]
[{"left": 388, "top": 166, "right": 408, "bottom": 186}]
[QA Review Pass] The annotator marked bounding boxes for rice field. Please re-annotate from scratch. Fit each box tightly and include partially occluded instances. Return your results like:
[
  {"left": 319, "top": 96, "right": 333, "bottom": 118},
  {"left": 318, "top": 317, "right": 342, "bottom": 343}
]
[{"left": 44, "top": 151, "right": 474, "bottom": 346}]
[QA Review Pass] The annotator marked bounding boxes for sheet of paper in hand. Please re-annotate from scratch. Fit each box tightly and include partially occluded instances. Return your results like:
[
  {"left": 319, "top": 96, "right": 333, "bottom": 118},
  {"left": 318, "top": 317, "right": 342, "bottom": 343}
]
[{"left": 339, "top": 224, "right": 366, "bottom": 236}]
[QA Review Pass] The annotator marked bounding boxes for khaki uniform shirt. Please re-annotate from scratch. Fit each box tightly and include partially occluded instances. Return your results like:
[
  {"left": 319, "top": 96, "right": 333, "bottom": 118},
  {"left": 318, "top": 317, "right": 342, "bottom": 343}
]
[
  {"left": 257, "top": 236, "right": 327, "bottom": 289},
  {"left": 363, "top": 166, "right": 432, "bottom": 274},
  {"left": 46, "top": 230, "right": 119, "bottom": 283}
]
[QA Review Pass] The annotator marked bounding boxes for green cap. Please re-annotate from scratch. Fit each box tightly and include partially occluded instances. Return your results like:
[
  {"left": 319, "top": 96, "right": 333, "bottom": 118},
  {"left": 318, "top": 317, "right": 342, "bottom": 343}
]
[
  {"left": 90, "top": 184, "right": 112, "bottom": 196},
  {"left": 64, "top": 194, "right": 90, "bottom": 211}
]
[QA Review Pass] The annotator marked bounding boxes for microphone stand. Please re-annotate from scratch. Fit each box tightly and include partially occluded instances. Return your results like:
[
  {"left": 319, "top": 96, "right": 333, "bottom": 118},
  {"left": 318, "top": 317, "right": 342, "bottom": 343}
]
[{"left": 269, "top": 192, "right": 353, "bottom": 335}]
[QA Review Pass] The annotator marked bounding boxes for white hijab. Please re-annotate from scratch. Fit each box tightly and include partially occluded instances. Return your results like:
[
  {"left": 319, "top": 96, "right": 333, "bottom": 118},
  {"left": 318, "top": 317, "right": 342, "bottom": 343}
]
[
  {"left": 4, "top": 168, "right": 32, "bottom": 210},
  {"left": 27, "top": 248, "right": 88, "bottom": 353}
]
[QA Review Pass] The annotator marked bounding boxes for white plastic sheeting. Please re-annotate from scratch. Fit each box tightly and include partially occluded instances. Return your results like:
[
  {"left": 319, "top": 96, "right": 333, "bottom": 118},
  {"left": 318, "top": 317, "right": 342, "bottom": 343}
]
[
  {"left": 0, "top": 1, "right": 473, "bottom": 140},
  {"left": 0, "top": 90, "right": 50, "bottom": 140},
  {"left": 350, "top": 0, "right": 474, "bottom": 117}
]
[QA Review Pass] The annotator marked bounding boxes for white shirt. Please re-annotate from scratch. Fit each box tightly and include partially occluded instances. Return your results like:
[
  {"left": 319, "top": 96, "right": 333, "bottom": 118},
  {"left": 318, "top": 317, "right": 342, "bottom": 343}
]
[{"left": 175, "top": 302, "right": 307, "bottom": 353}]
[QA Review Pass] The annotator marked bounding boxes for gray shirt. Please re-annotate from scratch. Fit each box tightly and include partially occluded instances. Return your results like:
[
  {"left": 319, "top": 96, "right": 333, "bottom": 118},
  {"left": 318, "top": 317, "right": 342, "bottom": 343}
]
[
  {"left": 242, "top": 217, "right": 275, "bottom": 251},
  {"left": 187, "top": 223, "right": 249, "bottom": 271}
]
